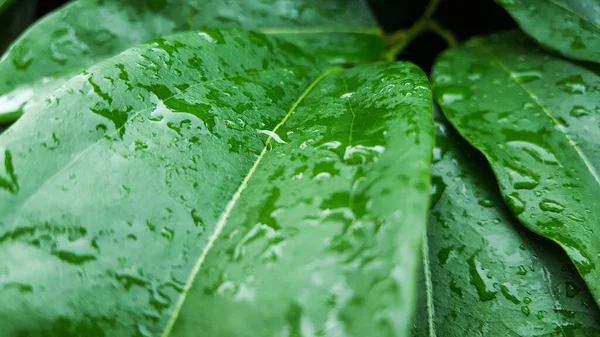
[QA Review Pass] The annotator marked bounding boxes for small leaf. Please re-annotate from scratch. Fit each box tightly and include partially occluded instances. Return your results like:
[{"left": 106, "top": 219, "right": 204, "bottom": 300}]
[
  {"left": 432, "top": 31, "right": 600, "bottom": 306},
  {"left": 0, "top": 0, "right": 384, "bottom": 124},
  {"left": 0, "top": 30, "right": 433, "bottom": 336},
  {"left": 496, "top": 0, "right": 600, "bottom": 63},
  {"left": 412, "top": 109, "right": 600, "bottom": 336}
]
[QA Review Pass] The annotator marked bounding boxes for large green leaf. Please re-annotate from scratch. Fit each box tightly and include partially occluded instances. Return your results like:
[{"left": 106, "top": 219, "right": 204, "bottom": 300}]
[
  {"left": 0, "top": 29, "right": 433, "bottom": 336},
  {"left": 0, "top": 0, "right": 384, "bottom": 124},
  {"left": 496, "top": 0, "right": 600, "bottom": 63},
  {"left": 432, "top": 31, "right": 600, "bottom": 305},
  {"left": 412, "top": 110, "right": 600, "bottom": 336}
]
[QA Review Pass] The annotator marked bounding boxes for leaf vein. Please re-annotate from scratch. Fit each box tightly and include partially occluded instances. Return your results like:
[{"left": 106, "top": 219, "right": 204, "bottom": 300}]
[
  {"left": 422, "top": 233, "right": 436, "bottom": 337},
  {"left": 160, "top": 66, "right": 341, "bottom": 336},
  {"left": 473, "top": 42, "right": 600, "bottom": 187}
]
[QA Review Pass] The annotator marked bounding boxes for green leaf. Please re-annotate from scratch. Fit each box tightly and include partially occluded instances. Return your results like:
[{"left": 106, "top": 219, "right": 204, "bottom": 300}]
[
  {"left": 412, "top": 110, "right": 600, "bottom": 336},
  {"left": 0, "top": 0, "right": 14, "bottom": 15},
  {"left": 432, "top": 31, "right": 600, "bottom": 306},
  {"left": 0, "top": 0, "right": 384, "bottom": 124},
  {"left": 496, "top": 0, "right": 600, "bottom": 63},
  {"left": 0, "top": 29, "right": 433, "bottom": 336}
]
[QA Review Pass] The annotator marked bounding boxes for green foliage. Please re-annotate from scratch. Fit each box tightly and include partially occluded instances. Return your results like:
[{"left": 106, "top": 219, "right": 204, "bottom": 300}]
[
  {"left": 433, "top": 31, "right": 600, "bottom": 303},
  {"left": 1, "top": 1, "right": 599, "bottom": 336},
  {"left": 496, "top": 0, "right": 600, "bottom": 63},
  {"left": 0, "top": 0, "right": 384, "bottom": 123}
]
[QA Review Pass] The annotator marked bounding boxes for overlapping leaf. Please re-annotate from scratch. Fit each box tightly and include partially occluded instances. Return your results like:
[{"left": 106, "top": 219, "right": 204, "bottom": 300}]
[
  {"left": 0, "top": 29, "right": 433, "bottom": 336},
  {"left": 432, "top": 30, "right": 600, "bottom": 306},
  {"left": 0, "top": 0, "right": 384, "bottom": 124},
  {"left": 412, "top": 110, "right": 600, "bottom": 336},
  {"left": 496, "top": 0, "right": 600, "bottom": 63}
]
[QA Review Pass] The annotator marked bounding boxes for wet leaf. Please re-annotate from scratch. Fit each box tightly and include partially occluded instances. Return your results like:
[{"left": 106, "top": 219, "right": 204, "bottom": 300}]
[
  {"left": 496, "top": 0, "right": 600, "bottom": 63},
  {"left": 0, "top": 0, "right": 384, "bottom": 124},
  {"left": 432, "top": 31, "right": 600, "bottom": 306},
  {"left": 412, "top": 109, "right": 600, "bottom": 336},
  {"left": 0, "top": 29, "right": 433, "bottom": 336}
]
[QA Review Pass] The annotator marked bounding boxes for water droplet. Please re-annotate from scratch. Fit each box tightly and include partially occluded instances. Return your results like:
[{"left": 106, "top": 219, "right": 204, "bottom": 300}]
[
  {"left": 521, "top": 306, "right": 530, "bottom": 316},
  {"left": 563, "top": 245, "right": 594, "bottom": 275},
  {"left": 50, "top": 27, "right": 90, "bottom": 64},
  {"left": 537, "top": 311, "right": 544, "bottom": 320},
  {"left": 51, "top": 237, "right": 98, "bottom": 265},
  {"left": 523, "top": 296, "right": 532, "bottom": 304},
  {"left": 500, "top": 284, "right": 520, "bottom": 304},
  {"left": 468, "top": 256, "right": 498, "bottom": 302},
  {"left": 565, "top": 281, "right": 581, "bottom": 298},
  {"left": 116, "top": 269, "right": 148, "bottom": 289},
  {"left": 506, "top": 194, "right": 525, "bottom": 214},
  {"left": 511, "top": 69, "right": 542, "bottom": 83},
  {"left": 506, "top": 141, "right": 558, "bottom": 164},
  {"left": 161, "top": 227, "right": 175, "bottom": 241},
  {"left": 436, "top": 85, "right": 472, "bottom": 104},
  {"left": 0, "top": 86, "right": 34, "bottom": 115},
  {"left": 517, "top": 265, "right": 528, "bottom": 275},
  {"left": 257, "top": 129, "right": 286, "bottom": 144},
  {"left": 0, "top": 148, "right": 19, "bottom": 194},
  {"left": 478, "top": 199, "right": 495, "bottom": 207},
  {"left": 539, "top": 199, "right": 565, "bottom": 213},
  {"left": 136, "top": 324, "right": 153, "bottom": 337},
  {"left": 318, "top": 141, "right": 342, "bottom": 150},
  {"left": 197, "top": 31, "right": 217, "bottom": 43},
  {"left": 569, "top": 105, "right": 590, "bottom": 117},
  {"left": 343, "top": 145, "right": 385, "bottom": 165},
  {"left": 556, "top": 75, "right": 587, "bottom": 94},
  {"left": 467, "top": 63, "right": 485, "bottom": 81},
  {"left": 225, "top": 119, "right": 245, "bottom": 131}
]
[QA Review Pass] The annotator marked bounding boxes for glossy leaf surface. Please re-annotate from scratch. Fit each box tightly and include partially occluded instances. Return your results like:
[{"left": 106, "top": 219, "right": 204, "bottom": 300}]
[
  {"left": 432, "top": 31, "right": 600, "bottom": 305},
  {"left": 412, "top": 110, "right": 600, "bottom": 336},
  {"left": 0, "top": 30, "right": 433, "bottom": 336},
  {"left": 0, "top": 0, "right": 384, "bottom": 124},
  {"left": 496, "top": 0, "right": 600, "bottom": 63}
]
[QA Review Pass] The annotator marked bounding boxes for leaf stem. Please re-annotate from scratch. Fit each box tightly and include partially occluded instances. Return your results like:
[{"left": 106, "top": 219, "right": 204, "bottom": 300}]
[
  {"left": 384, "top": 0, "right": 458, "bottom": 60},
  {"left": 426, "top": 20, "right": 458, "bottom": 47}
]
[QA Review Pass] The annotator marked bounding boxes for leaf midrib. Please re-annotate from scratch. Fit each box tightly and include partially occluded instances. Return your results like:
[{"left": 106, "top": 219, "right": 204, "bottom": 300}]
[
  {"left": 160, "top": 66, "right": 341, "bottom": 336},
  {"left": 422, "top": 234, "right": 436, "bottom": 337},
  {"left": 472, "top": 41, "right": 600, "bottom": 187}
]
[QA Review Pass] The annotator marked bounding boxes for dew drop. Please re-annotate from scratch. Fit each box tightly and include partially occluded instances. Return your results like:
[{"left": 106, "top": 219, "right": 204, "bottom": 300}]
[
  {"left": 539, "top": 199, "right": 565, "bottom": 213},
  {"left": 556, "top": 75, "right": 587, "bottom": 94},
  {"left": 506, "top": 194, "right": 525, "bottom": 214},
  {"left": 478, "top": 199, "right": 495, "bottom": 208},
  {"left": 257, "top": 129, "right": 286, "bottom": 144},
  {"left": 569, "top": 105, "right": 590, "bottom": 117},
  {"left": 511, "top": 69, "right": 542, "bottom": 83},
  {"left": 436, "top": 85, "right": 472, "bottom": 104},
  {"left": 468, "top": 256, "right": 498, "bottom": 302},
  {"left": 565, "top": 281, "right": 581, "bottom": 298}
]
